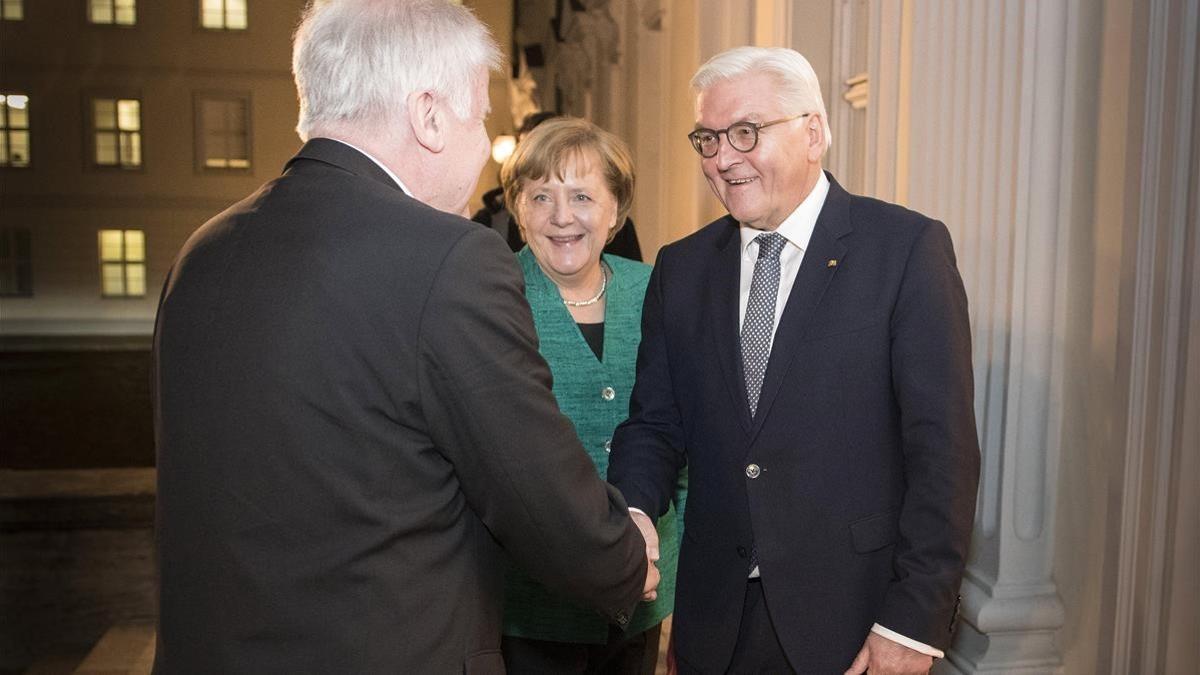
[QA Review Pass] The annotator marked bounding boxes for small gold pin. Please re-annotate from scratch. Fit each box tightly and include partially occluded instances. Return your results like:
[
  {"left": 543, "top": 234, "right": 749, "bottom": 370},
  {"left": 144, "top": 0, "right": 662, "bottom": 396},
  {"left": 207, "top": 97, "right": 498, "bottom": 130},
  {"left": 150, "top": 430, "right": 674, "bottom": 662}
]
[{"left": 827, "top": 259, "right": 839, "bottom": 268}]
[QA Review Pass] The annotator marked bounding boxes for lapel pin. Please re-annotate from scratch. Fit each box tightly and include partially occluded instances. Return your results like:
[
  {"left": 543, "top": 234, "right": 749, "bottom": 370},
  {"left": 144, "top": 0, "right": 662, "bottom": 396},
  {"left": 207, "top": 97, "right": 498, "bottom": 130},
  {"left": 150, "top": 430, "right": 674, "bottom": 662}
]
[{"left": 827, "top": 259, "right": 839, "bottom": 268}]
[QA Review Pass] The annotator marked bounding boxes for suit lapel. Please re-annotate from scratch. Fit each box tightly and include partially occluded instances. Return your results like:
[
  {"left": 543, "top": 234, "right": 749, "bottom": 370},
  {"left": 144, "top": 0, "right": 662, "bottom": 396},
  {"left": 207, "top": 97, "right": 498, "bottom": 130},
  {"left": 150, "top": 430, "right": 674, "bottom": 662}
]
[
  {"left": 706, "top": 217, "right": 754, "bottom": 433},
  {"left": 748, "top": 175, "right": 853, "bottom": 441}
]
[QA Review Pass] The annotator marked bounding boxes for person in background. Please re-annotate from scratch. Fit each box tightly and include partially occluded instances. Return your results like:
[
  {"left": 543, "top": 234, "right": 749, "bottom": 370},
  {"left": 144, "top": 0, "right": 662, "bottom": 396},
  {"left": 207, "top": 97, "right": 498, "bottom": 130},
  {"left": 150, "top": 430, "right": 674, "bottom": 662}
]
[
  {"left": 607, "top": 46, "right": 980, "bottom": 674},
  {"left": 498, "top": 116, "right": 687, "bottom": 674},
  {"left": 474, "top": 112, "right": 643, "bottom": 261},
  {"left": 152, "top": 2, "right": 656, "bottom": 672}
]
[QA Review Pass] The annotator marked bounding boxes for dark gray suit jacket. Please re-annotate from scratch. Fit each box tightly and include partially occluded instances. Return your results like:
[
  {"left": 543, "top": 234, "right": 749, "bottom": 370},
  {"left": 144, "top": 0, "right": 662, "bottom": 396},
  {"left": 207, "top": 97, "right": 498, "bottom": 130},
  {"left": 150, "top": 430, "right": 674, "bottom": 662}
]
[
  {"left": 608, "top": 173, "right": 980, "bottom": 673},
  {"left": 153, "top": 139, "right": 647, "bottom": 674}
]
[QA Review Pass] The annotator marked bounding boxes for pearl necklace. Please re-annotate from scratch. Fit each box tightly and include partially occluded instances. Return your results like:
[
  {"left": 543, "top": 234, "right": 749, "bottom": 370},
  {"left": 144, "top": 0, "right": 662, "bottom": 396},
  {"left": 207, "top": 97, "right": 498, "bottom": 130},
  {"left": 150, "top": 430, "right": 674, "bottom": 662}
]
[{"left": 562, "top": 265, "right": 608, "bottom": 307}]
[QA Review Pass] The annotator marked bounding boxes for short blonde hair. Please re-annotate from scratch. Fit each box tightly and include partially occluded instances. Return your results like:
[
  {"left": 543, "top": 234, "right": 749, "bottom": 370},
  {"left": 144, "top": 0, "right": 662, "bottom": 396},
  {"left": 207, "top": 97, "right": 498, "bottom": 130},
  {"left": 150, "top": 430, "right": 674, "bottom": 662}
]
[{"left": 501, "top": 117, "right": 635, "bottom": 242}]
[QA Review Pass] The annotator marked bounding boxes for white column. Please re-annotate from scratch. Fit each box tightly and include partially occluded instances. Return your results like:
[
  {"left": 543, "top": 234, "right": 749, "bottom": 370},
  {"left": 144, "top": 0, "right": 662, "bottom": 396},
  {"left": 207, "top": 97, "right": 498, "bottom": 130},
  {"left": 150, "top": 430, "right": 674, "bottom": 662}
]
[{"left": 869, "top": 1, "right": 1079, "bottom": 672}]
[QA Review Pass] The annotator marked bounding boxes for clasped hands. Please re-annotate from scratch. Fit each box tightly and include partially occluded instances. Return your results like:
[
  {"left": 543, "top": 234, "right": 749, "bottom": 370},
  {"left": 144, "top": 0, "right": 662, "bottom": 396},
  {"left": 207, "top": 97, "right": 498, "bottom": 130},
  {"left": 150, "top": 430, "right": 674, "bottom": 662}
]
[{"left": 630, "top": 510, "right": 660, "bottom": 601}]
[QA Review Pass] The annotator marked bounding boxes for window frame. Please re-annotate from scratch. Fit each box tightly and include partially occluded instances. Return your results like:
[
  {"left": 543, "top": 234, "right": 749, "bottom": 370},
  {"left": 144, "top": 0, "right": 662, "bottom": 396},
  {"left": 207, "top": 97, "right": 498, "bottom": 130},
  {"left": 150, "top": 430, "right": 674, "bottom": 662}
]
[
  {"left": 198, "top": 0, "right": 248, "bottom": 31},
  {"left": 193, "top": 91, "right": 253, "bottom": 173},
  {"left": 85, "top": 92, "right": 145, "bottom": 171},
  {"left": 86, "top": 0, "right": 137, "bottom": 26},
  {"left": 0, "top": 91, "right": 32, "bottom": 169},
  {"left": 0, "top": 0, "right": 24, "bottom": 21},
  {"left": 0, "top": 226, "right": 33, "bottom": 297},
  {"left": 97, "top": 229, "right": 147, "bottom": 299}
]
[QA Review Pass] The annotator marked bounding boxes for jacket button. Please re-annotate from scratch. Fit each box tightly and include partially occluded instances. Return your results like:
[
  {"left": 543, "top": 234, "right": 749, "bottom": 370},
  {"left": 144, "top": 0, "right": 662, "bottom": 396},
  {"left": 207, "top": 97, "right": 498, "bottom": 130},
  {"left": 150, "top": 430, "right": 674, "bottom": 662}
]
[
  {"left": 737, "top": 546, "right": 747, "bottom": 558},
  {"left": 604, "top": 439, "right": 612, "bottom": 453},
  {"left": 745, "top": 463, "right": 761, "bottom": 479},
  {"left": 601, "top": 386, "right": 616, "bottom": 401}
]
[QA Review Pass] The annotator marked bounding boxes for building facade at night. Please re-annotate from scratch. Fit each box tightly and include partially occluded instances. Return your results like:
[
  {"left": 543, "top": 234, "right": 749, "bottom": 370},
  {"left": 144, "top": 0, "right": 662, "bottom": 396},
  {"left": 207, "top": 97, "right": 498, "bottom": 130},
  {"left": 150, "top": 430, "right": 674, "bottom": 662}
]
[{"left": 0, "top": 0, "right": 305, "bottom": 337}]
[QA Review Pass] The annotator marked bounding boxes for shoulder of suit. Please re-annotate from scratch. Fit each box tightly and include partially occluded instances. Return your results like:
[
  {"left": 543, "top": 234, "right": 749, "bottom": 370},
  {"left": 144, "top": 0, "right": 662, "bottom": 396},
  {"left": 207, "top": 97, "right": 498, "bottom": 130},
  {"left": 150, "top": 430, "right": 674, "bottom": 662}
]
[
  {"left": 843, "top": 191, "right": 942, "bottom": 239},
  {"left": 656, "top": 214, "right": 739, "bottom": 259}
]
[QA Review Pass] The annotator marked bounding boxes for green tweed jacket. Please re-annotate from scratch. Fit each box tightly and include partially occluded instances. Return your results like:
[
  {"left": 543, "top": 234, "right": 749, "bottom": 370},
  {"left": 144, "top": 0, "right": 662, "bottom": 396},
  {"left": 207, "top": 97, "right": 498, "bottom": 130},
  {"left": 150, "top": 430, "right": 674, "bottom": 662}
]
[{"left": 504, "top": 248, "right": 687, "bottom": 644}]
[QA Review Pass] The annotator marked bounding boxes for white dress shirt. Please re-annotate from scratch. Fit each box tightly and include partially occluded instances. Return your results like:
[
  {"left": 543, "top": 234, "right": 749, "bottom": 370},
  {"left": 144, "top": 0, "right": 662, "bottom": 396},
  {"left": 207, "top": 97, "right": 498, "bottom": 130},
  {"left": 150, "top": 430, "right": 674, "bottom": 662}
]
[{"left": 328, "top": 138, "right": 414, "bottom": 197}]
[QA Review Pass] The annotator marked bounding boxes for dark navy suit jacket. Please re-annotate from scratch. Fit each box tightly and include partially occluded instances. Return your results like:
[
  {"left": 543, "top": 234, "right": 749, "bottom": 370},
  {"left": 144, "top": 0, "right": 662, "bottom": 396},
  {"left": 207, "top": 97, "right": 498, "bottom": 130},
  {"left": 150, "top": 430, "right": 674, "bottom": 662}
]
[{"left": 608, "top": 173, "right": 980, "bottom": 673}]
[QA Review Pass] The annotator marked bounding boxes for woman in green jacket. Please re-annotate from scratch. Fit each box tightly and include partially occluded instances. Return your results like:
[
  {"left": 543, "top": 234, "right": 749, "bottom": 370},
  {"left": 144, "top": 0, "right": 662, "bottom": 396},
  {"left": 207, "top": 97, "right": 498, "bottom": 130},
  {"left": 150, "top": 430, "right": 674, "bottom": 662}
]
[{"left": 498, "top": 117, "right": 687, "bottom": 674}]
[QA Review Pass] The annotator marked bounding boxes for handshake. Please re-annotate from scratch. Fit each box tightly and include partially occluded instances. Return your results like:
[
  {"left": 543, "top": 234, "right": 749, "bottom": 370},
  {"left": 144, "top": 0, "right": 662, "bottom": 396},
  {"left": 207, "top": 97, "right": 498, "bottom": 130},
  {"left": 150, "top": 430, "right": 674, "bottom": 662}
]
[{"left": 631, "top": 510, "right": 661, "bottom": 601}]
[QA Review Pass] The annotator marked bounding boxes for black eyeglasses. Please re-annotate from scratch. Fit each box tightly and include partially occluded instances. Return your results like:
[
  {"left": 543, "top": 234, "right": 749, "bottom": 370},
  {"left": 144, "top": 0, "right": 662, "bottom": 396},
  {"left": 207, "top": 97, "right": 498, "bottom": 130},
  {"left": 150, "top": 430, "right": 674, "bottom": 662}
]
[{"left": 687, "top": 113, "right": 810, "bottom": 158}]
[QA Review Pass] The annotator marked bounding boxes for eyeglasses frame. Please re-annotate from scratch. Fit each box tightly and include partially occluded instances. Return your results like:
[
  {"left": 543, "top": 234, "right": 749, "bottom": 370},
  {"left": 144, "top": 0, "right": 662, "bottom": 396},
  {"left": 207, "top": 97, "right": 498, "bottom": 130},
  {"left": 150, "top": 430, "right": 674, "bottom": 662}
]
[{"left": 687, "top": 112, "right": 812, "bottom": 158}]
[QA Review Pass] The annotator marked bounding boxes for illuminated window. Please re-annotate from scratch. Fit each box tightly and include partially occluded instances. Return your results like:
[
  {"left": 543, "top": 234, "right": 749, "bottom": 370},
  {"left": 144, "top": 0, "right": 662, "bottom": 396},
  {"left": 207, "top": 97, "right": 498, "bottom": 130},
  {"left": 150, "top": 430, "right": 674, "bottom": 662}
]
[
  {"left": 197, "top": 95, "right": 250, "bottom": 170},
  {"left": 0, "top": 93, "right": 30, "bottom": 167},
  {"left": 1, "top": 0, "right": 23, "bottom": 21},
  {"left": 92, "top": 97, "right": 142, "bottom": 168},
  {"left": 200, "top": 0, "right": 247, "bottom": 30},
  {"left": 89, "top": 0, "right": 135, "bottom": 25},
  {"left": 98, "top": 229, "right": 146, "bottom": 297},
  {"left": 0, "top": 227, "right": 32, "bottom": 297}
]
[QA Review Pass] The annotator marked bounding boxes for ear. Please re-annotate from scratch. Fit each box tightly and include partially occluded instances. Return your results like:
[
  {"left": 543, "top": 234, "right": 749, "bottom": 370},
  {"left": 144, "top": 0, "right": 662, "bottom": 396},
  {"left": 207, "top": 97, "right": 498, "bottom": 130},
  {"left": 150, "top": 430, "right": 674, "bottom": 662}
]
[
  {"left": 408, "top": 90, "right": 446, "bottom": 153},
  {"left": 805, "top": 114, "right": 825, "bottom": 162}
]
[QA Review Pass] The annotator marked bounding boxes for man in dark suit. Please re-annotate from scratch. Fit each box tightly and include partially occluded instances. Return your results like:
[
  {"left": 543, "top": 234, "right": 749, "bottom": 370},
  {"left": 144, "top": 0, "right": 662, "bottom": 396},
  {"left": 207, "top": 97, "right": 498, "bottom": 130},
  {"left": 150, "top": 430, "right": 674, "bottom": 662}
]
[
  {"left": 152, "top": 1, "right": 655, "bottom": 672},
  {"left": 607, "top": 46, "right": 980, "bottom": 674}
]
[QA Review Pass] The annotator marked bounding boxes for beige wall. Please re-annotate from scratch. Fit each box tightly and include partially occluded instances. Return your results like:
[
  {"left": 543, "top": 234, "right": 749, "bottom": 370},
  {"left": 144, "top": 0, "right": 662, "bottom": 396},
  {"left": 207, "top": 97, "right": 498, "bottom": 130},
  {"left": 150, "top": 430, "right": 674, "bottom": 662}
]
[
  {"left": 0, "top": 1, "right": 305, "bottom": 334},
  {"left": 467, "top": 0, "right": 515, "bottom": 210}
]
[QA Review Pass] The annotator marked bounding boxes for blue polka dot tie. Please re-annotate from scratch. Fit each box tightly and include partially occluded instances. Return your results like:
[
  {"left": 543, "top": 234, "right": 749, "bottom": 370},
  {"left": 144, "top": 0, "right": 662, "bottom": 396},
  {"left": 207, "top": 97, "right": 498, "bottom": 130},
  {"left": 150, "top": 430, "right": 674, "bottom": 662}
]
[{"left": 741, "top": 232, "right": 786, "bottom": 419}]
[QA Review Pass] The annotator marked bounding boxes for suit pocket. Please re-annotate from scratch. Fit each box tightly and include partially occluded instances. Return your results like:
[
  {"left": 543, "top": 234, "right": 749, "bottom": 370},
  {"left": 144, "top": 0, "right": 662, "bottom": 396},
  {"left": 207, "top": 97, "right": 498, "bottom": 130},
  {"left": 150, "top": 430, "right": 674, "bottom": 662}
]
[
  {"left": 849, "top": 511, "right": 899, "bottom": 553},
  {"left": 463, "top": 649, "right": 504, "bottom": 675}
]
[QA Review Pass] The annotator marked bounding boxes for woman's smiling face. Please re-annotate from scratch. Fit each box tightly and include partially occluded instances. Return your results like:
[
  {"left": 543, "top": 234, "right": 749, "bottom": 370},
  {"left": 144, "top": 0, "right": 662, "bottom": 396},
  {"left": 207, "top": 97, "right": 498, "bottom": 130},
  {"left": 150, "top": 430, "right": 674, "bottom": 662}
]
[{"left": 516, "top": 150, "right": 618, "bottom": 285}]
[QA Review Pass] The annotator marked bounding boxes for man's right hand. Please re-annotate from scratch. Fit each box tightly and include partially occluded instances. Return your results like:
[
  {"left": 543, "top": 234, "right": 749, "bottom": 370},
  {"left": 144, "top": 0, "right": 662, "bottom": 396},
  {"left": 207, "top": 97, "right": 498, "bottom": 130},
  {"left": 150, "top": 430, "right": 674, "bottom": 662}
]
[{"left": 631, "top": 510, "right": 661, "bottom": 600}]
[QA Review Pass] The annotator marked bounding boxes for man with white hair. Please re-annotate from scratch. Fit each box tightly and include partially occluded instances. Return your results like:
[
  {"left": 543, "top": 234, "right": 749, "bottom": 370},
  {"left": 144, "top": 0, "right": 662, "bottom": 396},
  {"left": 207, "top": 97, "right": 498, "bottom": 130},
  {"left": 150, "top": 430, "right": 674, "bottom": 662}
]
[
  {"left": 608, "top": 46, "right": 980, "bottom": 674},
  {"left": 152, "top": 1, "right": 654, "bottom": 672}
]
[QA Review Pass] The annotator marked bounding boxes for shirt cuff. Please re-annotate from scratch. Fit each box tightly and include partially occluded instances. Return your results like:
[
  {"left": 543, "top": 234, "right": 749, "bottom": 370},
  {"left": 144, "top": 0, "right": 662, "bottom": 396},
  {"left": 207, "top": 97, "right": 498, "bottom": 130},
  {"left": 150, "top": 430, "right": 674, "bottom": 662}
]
[
  {"left": 628, "top": 507, "right": 648, "bottom": 517},
  {"left": 871, "top": 624, "right": 944, "bottom": 658}
]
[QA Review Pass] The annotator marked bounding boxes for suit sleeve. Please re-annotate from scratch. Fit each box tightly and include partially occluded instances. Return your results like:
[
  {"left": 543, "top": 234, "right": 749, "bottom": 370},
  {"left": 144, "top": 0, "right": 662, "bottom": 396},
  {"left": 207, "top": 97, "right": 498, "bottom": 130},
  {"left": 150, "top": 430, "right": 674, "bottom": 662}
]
[
  {"left": 876, "top": 220, "right": 981, "bottom": 648},
  {"left": 607, "top": 249, "right": 688, "bottom": 521},
  {"left": 416, "top": 227, "right": 647, "bottom": 626}
]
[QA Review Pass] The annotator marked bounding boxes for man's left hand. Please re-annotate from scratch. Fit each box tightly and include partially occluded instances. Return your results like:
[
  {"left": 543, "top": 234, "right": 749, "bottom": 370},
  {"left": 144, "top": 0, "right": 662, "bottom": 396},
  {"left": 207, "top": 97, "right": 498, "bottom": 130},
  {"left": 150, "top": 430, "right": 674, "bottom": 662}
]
[{"left": 843, "top": 631, "right": 933, "bottom": 675}]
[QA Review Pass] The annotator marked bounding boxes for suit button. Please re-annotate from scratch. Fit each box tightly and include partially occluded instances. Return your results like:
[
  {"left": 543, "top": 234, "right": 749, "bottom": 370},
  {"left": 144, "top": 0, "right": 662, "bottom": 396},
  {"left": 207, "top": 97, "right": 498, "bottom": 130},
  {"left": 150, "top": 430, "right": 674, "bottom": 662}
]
[
  {"left": 745, "top": 463, "right": 761, "bottom": 479},
  {"left": 737, "top": 546, "right": 747, "bottom": 558},
  {"left": 604, "top": 439, "right": 612, "bottom": 453},
  {"left": 601, "top": 386, "right": 616, "bottom": 401}
]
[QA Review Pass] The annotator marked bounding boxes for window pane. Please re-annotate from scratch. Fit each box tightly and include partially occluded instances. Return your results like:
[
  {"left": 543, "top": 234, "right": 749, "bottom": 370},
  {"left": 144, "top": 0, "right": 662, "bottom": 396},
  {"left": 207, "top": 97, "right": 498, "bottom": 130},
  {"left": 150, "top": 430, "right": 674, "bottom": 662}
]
[
  {"left": 90, "top": 0, "right": 114, "bottom": 23},
  {"left": 122, "top": 132, "right": 141, "bottom": 166},
  {"left": 102, "top": 263, "right": 125, "bottom": 295},
  {"left": 9, "top": 130, "right": 28, "bottom": 166},
  {"left": 99, "top": 230, "right": 124, "bottom": 261},
  {"left": 227, "top": 158, "right": 250, "bottom": 169},
  {"left": 126, "top": 263, "right": 146, "bottom": 296},
  {"left": 14, "top": 228, "right": 30, "bottom": 257},
  {"left": 94, "top": 99, "right": 116, "bottom": 129},
  {"left": 7, "top": 102, "right": 27, "bottom": 128},
  {"left": 115, "top": 0, "right": 135, "bottom": 24},
  {"left": 0, "top": 134, "right": 8, "bottom": 164},
  {"left": 95, "top": 131, "right": 117, "bottom": 165},
  {"left": 0, "top": 263, "right": 16, "bottom": 295},
  {"left": 204, "top": 158, "right": 228, "bottom": 168},
  {"left": 201, "top": 0, "right": 222, "bottom": 28},
  {"left": 202, "top": 99, "right": 228, "bottom": 132},
  {"left": 227, "top": 0, "right": 247, "bottom": 29},
  {"left": 2, "top": 0, "right": 24, "bottom": 21},
  {"left": 117, "top": 99, "right": 140, "bottom": 131},
  {"left": 124, "top": 230, "right": 145, "bottom": 261}
]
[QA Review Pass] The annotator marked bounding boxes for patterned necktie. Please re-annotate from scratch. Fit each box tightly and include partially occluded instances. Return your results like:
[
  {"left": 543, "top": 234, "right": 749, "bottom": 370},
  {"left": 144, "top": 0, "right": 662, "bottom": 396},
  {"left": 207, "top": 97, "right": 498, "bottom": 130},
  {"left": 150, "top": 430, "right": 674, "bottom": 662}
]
[{"left": 741, "top": 232, "right": 787, "bottom": 418}]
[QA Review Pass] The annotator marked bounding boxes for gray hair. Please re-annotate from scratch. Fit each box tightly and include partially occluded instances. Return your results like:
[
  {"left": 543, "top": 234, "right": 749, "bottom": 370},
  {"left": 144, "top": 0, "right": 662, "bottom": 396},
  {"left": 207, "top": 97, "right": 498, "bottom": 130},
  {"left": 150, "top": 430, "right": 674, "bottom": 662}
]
[
  {"left": 691, "top": 46, "right": 833, "bottom": 151},
  {"left": 293, "top": 0, "right": 502, "bottom": 140}
]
